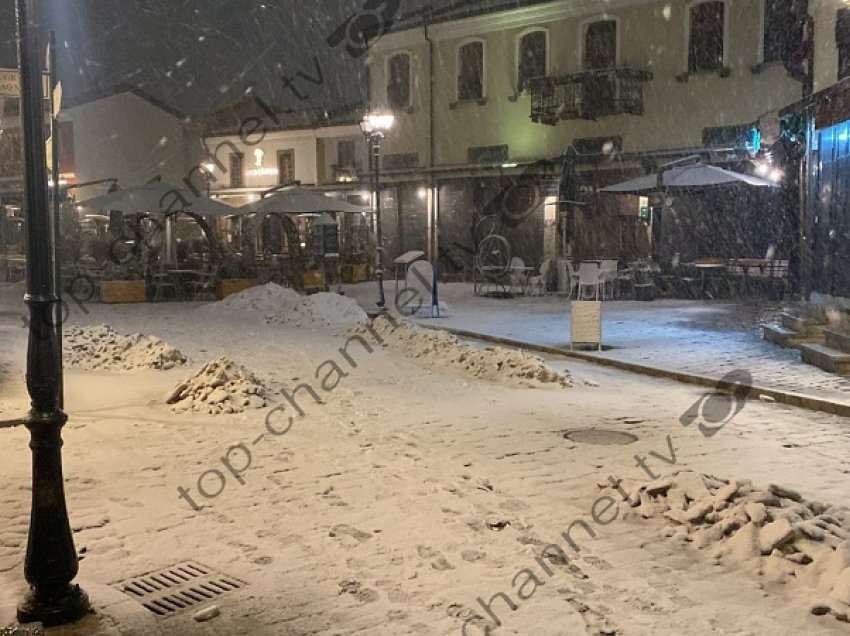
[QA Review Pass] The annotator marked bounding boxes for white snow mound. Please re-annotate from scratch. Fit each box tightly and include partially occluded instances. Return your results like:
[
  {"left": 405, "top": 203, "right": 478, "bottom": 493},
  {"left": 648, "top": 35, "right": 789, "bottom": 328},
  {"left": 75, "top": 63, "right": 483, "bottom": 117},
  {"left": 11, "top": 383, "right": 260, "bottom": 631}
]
[
  {"left": 217, "top": 282, "right": 302, "bottom": 314},
  {"left": 167, "top": 357, "right": 269, "bottom": 415},
  {"left": 65, "top": 325, "right": 186, "bottom": 371},
  {"left": 618, "top": 469, "right": 850, "bottom": 623},
  {"left": 208, "top": 283, "right": 367, "bottom": 331},
  {"left": 265, "top": 291, "right": 367, "bottom": 330},
  {"left": 355, "top": 316, "right": 571, "bottom": 388}
]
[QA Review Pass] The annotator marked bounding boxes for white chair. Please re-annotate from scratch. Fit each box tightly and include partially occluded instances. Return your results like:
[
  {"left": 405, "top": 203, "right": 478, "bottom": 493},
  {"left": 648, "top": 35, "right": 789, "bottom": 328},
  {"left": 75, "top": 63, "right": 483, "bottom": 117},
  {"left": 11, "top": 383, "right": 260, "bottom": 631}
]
[
  {"left": 599, "top": 259, "right": 619, "bottom": 300},
  {"left": 527, "top": 259, "right": 552, "bottom": 296},
  {"left": 578, "top": 262, "right": 603, "bottom": 300},
  {"left": 566, "top": 261, "right": 581, "bottom": 299},
  {"left": 509, "top": 256, "right": 529, "bottom": 294}
]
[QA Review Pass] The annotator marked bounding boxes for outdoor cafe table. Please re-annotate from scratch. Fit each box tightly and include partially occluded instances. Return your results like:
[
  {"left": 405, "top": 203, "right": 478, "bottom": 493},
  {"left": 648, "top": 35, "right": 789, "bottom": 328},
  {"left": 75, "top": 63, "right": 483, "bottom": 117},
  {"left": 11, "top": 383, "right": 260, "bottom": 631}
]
[{"left": 691, "top": 261, "right": 726, "bottom": 298}]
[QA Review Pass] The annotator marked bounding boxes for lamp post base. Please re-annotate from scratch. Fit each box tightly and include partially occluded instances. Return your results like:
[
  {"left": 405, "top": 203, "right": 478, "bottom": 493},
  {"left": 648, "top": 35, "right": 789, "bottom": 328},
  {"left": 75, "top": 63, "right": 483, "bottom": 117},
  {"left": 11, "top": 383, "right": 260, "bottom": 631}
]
[{"left": 17, "top": 584, "right": 91, "bottom": 628}]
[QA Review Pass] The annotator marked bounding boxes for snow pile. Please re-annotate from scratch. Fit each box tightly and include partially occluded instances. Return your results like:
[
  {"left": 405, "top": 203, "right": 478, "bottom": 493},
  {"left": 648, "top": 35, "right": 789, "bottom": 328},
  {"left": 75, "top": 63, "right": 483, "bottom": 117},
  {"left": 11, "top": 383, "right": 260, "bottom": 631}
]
[
  {"left": 217, "top": 282, "right": 302, "bottom": 314},
  {"left": 618, "top": 469, "right": 850, "bottom": 622},
  {"left": 265, "top": 292, "right": 368, "bottom": 330},
  {"left": 356, "top": 316, "right": 571, "bottom": 388},
  {"left": 209, "top": 283, "right": 367, "bottom": 331},
  {"left": 65, "top": 325, "right": 186, "bottom": 371},
  {"left": 167, "top": 357, "right": 269, "bottom": 415}
]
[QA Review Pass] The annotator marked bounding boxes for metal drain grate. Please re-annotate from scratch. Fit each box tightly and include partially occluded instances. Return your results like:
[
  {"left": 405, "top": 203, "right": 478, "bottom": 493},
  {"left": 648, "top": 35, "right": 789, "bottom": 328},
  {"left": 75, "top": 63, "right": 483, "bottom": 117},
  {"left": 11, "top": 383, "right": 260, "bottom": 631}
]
[{"left": 114, "top": 561, "right": 246, "bottom": 617}]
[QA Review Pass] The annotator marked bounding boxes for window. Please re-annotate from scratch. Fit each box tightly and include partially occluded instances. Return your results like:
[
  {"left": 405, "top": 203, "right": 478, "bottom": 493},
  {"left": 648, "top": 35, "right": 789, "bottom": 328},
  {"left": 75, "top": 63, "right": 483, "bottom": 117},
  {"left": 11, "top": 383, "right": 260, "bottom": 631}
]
[
  {"left": 517, "top": 30, "right": 547, "bottom": 92},
  {"left": 338, "top": 140, "right": 356, "bottom": 167},
  {"left": 583, "top": 19, "right": 617, "bottom": 69},
  {"left": 837, "top": 8, "right": 850, "bottom": 80},
  {"left": 387, "top": 53, "right": 411, "bottom": 110},
  {"left": 457, "top": 40, "right": 485, "bottom": 101},
  {"left": 688, "top": 1, "right": 725, "bottom": 72},
  {"left": 763, "top": 0, "right": 794, "bottom": 63},
  {"left": 229, "top": 152, "right": 243, "bottom": 188},
  {"left": 278, "top": 149, "right": 295, "bottom": 185}
]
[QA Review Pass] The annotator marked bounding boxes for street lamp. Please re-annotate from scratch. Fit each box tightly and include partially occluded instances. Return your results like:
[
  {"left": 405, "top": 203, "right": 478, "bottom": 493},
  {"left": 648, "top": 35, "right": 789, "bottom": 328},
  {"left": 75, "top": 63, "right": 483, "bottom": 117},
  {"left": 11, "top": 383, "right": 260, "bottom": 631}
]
[
  {"left": 15, "top": 0, "right": 90, "bottom": 626},
  {"left": 360, "top": 112, "right": 395, "bottom": 311}
]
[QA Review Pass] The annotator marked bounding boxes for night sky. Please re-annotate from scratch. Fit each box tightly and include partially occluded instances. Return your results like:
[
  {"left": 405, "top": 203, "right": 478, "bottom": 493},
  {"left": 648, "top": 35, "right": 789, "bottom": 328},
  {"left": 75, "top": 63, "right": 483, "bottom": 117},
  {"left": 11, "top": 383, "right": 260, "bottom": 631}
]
[
  {"left": 0, "top": 1, "right": 544, "bottom": 118},
  {"left": 0, "top": 0, "right": 370, "bottom": 116}
]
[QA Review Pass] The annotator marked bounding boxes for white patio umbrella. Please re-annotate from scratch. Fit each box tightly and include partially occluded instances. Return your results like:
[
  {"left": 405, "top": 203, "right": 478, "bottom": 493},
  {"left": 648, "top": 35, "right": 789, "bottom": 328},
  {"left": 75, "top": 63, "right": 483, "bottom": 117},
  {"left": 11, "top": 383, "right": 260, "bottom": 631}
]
[
  {"left": 240, "top": 187, "right": 368, "bottom": 216},
  {"left": 77, "top": 182, "right": 239, "bottom": 266},
  {"left": 600, "top": 163, "right": 779, "bottom": 194},
  {"left": 77, "top": 182, "right": 238, "bottom": 218}
]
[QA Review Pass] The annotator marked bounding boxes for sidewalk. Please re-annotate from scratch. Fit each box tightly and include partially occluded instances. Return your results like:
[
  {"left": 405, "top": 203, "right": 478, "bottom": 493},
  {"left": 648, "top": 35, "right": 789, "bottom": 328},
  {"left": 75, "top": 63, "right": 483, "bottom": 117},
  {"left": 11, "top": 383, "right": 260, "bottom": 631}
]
[{"left": 353, "top": 283, "right": 850, "bottom": 410}]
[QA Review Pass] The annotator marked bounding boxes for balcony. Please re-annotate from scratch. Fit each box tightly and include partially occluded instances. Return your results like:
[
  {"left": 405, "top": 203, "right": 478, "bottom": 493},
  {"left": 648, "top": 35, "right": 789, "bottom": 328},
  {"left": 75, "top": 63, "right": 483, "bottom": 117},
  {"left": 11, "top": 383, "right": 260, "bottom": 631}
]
[{"left": 529, "top": 67, "right": 652, "bottom": 125}]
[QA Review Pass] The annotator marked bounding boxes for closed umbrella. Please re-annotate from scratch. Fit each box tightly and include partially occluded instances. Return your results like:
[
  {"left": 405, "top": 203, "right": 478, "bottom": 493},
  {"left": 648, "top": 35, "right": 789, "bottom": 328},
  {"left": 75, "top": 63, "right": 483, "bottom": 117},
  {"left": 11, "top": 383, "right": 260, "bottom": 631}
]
[{"left": 600, "top": 163, "right": 779, "bottom": 194}]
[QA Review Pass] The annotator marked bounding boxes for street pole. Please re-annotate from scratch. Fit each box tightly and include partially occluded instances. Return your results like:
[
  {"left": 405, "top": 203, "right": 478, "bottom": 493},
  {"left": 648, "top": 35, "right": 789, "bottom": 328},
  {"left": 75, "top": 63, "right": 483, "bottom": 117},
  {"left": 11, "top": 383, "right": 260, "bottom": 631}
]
[
  {"left": 15, "top": 0, "right": 90, "bottom": 626},
  {"left": 371, "top": 133, "right": 386, "bottom": 309},
  {"left": 48, "top": 30, "right": 64, "bottom": 410}
]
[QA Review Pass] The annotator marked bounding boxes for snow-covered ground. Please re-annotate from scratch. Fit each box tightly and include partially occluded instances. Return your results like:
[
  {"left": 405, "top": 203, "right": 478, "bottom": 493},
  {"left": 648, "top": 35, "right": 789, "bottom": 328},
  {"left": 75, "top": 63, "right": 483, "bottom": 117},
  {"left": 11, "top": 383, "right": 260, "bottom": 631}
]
[
  {"left": 343, "top": 282, "right": 850, "bottom": 405},
  {"left": 1, "top": 281, "right": 850, "bottom": 635}
]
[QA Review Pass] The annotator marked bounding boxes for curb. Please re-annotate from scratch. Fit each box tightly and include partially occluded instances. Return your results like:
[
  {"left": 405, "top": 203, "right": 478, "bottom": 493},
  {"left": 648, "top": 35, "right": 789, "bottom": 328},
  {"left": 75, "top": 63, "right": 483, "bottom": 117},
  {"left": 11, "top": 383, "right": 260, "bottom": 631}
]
[{"left": 419, "top": 324, "right": 850, "bottom": 418}]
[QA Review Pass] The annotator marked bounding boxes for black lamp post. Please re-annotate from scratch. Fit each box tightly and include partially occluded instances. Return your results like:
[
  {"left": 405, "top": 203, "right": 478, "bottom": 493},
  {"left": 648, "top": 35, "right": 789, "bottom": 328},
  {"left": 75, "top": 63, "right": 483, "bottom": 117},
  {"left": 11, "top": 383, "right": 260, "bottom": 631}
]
[
  {"left": 15, "top": 0, "right": 90, "bottom": 626},
  {"left": 360, "top": 113, "right": 394, "bottom": 311}
]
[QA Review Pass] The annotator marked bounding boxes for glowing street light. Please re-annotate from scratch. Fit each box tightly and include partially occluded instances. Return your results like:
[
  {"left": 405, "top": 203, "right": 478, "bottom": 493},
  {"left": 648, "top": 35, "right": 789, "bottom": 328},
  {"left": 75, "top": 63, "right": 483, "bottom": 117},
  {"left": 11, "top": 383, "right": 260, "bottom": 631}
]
[{"left": 360, "top": 112, "right": 395, "bottom": 311}]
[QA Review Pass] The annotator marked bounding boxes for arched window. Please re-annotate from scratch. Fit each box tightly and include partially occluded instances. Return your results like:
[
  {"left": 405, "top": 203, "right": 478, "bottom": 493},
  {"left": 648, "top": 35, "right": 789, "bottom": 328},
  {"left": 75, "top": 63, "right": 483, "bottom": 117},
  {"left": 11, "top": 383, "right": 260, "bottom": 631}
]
[
  {"left": 688, "top": 0, "right": 726, "bottom": 72},
  {"left": 457, "top": 40, "right": 485, "bottom": 101},
  {"left": 387, "top": 52, "right": 412, "bottom": 110},
  {"left": 583, "top": 19, "right": 618, "bottom": 69},
  {"left": 517, "top": 29, "right": 547, "bottom": 92}
]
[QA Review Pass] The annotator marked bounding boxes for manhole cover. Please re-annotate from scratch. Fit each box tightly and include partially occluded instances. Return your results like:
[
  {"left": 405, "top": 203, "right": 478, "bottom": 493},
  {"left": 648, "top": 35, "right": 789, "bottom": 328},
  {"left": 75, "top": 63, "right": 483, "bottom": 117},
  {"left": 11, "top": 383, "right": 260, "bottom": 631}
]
[
  {"left": 563, "top": 429, "right": 638, "bottom": 445},
  {"left": 113, "top": 561, "right": 245, "bottom": 617}
]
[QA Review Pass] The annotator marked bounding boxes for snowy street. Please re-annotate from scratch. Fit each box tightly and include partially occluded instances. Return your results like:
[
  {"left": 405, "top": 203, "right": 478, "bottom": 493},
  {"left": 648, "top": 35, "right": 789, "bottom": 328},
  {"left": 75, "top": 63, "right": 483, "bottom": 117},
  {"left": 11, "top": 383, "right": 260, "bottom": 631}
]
[{"left": 2, "top": 282, "right": 850, "bottom": 635}]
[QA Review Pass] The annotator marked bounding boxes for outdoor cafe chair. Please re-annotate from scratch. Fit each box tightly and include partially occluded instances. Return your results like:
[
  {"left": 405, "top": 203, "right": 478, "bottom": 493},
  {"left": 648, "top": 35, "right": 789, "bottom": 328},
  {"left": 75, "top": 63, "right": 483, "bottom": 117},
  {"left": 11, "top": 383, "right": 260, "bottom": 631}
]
[
  {"left": 566, "top": 260, "right": 580, "bottom": 299},
  {"left": 578, "top": 262, "right": 603, "bottom": 300},
  {"left": 151, "top": 275, "right": 178, "bottom": 302},
  {"left": 527, "top": 259, "right": 552, "bottom": 296},
  {"left": 599, "top": 259, "right": 619, "bottom": 300},
  {"left": 509, "top": 256, "right": 531, "bottom": 294}
]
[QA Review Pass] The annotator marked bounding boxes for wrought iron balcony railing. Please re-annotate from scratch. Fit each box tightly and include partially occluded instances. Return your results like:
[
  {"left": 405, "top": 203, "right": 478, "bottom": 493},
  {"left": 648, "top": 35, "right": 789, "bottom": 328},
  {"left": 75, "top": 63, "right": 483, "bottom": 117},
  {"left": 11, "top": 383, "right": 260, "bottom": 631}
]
[{"left": 529, "top": 67, "right": 653, "bottom": 125}]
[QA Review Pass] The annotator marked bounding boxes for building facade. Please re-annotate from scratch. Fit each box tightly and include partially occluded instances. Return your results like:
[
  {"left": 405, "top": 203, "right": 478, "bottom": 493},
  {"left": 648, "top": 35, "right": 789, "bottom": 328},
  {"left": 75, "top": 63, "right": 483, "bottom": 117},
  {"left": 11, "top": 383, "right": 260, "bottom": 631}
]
[
  {"left": 199, "top": 94, "right": 370, "bottom": 207},
  {"left": 366, "top": 0, "right": 808, "bottom": 273},
  {"left": 59, "top": 87, "right": 196, "bottom": 202}
]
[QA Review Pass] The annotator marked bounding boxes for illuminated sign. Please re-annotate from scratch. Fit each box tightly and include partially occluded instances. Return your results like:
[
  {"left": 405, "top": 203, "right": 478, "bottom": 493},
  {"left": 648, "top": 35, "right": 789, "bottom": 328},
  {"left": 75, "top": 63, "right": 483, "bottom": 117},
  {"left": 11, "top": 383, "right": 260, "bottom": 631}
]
[{"left": 245, "top": 147, "right": 278, "bottom": 177}]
